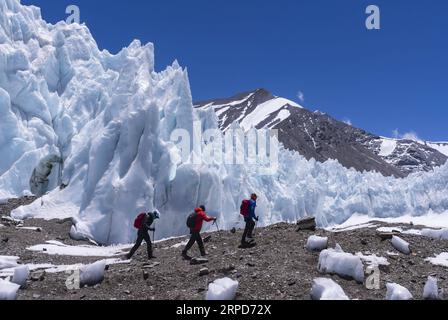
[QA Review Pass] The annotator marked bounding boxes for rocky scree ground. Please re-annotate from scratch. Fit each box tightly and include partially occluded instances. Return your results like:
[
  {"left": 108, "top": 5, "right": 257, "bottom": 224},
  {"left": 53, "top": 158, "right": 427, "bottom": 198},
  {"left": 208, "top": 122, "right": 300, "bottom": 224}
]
[{"left": 1, "top": 198, "right": 448, "bottom": 300}]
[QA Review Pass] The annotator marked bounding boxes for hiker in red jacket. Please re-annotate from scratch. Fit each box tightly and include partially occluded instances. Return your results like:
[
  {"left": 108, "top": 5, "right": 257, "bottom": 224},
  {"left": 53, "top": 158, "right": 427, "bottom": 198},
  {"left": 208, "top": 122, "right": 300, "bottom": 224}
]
[{"left": 182, "top": 205, "right": 217, "bottom": 260}]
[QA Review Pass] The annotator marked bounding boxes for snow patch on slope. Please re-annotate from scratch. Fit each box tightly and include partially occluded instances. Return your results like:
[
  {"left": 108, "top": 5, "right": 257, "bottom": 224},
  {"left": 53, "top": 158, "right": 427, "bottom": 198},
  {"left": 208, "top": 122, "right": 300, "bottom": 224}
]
[
  {"left": 0, "top": 258, "right": 128, "bottom": 278},
  {"left": 355, "top": 253, "right": 389, "bottom": 267},
  {"left": 239, "top": 98, "right": 299, "bottom": 131},
  {"left": 428, "top": 142, "right": 448, "bottom": 157},
  {"left": 426, "top": 253, "right": 448, "bottom": 268},
  {"left": 27, "top": 240, "right": 131, "bottom": 257},
  {"left": 212, "top": 93, "right": 254, "bottom": 108},
  {"left": 379, "top": 138, "right": 397, "bottom": 157},
  {"left": 331, "top": 213, "right": 448, "bottom": 230},
  {"left": 0, "top": 256, "right": 19, "bottom": 270}
]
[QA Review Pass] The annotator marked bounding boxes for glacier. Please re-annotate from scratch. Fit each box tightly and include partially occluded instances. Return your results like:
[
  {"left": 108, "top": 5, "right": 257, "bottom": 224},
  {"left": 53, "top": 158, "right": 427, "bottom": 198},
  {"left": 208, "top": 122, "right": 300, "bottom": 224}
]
[{"left": 1, "top": 0, "right": 448, "bottom": 245}]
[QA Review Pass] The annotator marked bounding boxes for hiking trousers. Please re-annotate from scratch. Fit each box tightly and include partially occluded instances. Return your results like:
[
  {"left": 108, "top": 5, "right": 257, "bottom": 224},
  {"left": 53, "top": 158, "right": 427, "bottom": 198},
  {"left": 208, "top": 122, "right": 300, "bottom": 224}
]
[
  {"left": 128, "top": 230, "right": 153, "bottom": 259},
  {"left": 183, "top": 231, "right": 206, "bottom": 256},
  {"left": 242, "top": 219, "right": 256, "bottom": 243}
]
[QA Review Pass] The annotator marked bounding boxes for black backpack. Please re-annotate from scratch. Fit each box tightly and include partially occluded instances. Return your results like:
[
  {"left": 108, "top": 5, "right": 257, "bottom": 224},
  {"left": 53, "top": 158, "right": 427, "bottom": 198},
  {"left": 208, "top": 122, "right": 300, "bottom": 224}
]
[
  {"left": 146, "top": 212, "right": 155, "bottom": 227},
  {"left": 186, "top": 212, "right": 198, "bottom": 229}
]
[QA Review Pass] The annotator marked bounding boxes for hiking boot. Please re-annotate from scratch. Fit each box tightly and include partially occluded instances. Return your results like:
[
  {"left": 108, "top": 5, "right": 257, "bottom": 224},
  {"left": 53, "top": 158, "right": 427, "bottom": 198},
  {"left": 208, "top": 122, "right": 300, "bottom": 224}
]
[
  {"left": 182, "top": 252, "right": 192, "bottom": 261},
  {"left": 240, "top": 241, "right": 255, "bottom": 248},
  {"left": 148, "top": 255, "right": 157, "bottom": 260}
]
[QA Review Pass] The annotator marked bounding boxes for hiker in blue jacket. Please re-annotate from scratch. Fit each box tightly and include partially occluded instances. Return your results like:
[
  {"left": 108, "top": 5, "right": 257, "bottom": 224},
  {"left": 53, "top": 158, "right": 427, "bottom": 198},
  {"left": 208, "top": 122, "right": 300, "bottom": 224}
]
[{"left": 242, "top": 193, "right": 259, "bottom": 245}]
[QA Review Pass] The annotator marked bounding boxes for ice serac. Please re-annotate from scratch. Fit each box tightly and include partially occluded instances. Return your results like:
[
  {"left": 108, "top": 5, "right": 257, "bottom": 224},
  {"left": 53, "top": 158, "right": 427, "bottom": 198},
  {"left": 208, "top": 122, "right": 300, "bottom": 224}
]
[
  {"left": 1, "top": 0, "right": 194, "bottom": 244},
  {"left": 0, "top": 1, "right": 75, "bottom": 200},
  {"left": 2, "top": 0, "right": 448, "bottom": 245}
]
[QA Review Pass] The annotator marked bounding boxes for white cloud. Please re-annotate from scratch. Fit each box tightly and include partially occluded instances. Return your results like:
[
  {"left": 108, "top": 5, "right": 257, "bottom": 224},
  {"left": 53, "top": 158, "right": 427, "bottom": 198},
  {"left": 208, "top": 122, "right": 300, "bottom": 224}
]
[
  {"left": 392, "top": 129, "right": 400, "bottom": 139},
  {"left": 343, "top": 118, "right": 352, "bottom": 126},
  {"left": 403, "top": 132, "right": 421, "bottom": 141},
  {"left": 392, "top": 129, "right": 423, "bottom": 143},
  {"left": 297, "top": 91, "right": 305, "bottom": 103}
]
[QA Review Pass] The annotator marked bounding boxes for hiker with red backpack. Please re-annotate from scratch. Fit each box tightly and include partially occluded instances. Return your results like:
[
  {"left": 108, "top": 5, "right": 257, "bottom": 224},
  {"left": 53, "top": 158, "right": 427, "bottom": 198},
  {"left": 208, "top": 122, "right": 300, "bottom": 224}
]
[
  {"left": 182, "top": 206, "right": 217, "bottom": 260},
  {"left": 126, "top": 211, "right": 160, "bottom": 260},
  {"left": 241, "top": 194, "right": 259, "bottom": 246}
]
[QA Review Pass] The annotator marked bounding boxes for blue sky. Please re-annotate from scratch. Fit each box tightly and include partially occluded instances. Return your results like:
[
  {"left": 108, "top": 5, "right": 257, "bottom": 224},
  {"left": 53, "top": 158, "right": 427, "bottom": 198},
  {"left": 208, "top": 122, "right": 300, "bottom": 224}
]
[{"left": 23, "top": 0, "right": 448, "bottom": 141}]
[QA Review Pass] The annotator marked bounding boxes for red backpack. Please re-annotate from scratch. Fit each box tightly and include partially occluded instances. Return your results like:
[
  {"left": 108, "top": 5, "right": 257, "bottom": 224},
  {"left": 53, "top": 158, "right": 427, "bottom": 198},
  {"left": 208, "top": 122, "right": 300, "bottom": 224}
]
[
  {"left": 240, "top": 200, "right": 250, "bottom": 217},
  {"left": 134, "top": 213, "right": 146, "bottom": 229}
]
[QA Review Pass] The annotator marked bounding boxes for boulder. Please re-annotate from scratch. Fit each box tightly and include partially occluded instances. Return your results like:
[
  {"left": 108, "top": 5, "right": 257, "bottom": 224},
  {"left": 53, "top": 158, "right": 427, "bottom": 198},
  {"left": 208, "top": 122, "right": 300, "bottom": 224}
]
[
  {"left": 199, "top": 268, "right": 210, "bottom": 276},
  {"left": 191, "top": 257, "right": 209, "bottom": 265},
  {"left": 297, "top": 217, "right": 316, "bottom": 231}
]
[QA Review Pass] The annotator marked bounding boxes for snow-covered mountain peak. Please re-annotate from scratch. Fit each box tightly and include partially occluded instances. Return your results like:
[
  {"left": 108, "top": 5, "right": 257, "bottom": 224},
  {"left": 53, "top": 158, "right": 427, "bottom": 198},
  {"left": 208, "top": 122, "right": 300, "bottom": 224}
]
[
  {"left": 197, "top": 89, "right": 447, "bottom": 177},
  {"left": 195, "top": 88, "right": 303, "bottom": 132}
]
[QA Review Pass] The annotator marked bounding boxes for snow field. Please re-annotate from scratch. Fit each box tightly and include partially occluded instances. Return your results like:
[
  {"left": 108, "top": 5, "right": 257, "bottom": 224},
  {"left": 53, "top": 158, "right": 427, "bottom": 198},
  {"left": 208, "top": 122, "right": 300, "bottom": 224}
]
[
  {"left": 421, "top": 229, "right": 448, "bottom": 240},
  {"left": 27, "top": 240, "right": 131, "bottom": 257}
]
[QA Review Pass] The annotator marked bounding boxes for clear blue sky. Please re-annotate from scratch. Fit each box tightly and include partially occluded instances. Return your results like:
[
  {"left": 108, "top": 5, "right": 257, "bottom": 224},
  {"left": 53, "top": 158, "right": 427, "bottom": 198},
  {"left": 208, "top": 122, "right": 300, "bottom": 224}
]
[{"left": 23, "top": 0, "right": 448, "bottom": 141}]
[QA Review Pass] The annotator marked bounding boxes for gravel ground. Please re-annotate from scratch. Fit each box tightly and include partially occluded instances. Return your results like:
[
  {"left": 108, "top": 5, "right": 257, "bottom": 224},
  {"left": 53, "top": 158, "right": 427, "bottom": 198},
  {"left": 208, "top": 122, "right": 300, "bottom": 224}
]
[{"left": 1, "top": 198, "right": 448, "bottom": 300}]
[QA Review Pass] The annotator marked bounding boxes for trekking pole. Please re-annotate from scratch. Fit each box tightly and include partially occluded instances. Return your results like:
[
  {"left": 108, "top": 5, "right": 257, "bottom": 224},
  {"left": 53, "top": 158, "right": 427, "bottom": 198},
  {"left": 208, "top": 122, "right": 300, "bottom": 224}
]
[
  {"left": 153, "top": 221, "right": 156, "bottom": 249},
  {"left": 213, "top": 219, "right": 220, "bottom": 232},
  {"left": 254, "top": 217, "right": 259, "bottom": 237}
]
